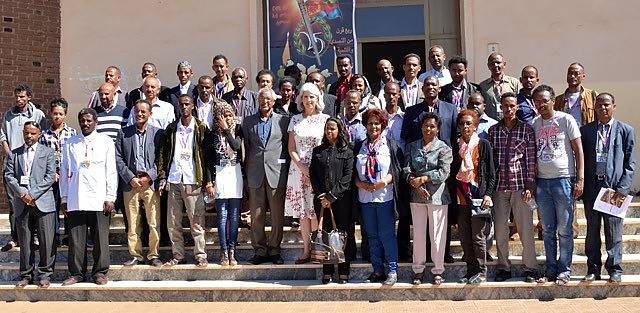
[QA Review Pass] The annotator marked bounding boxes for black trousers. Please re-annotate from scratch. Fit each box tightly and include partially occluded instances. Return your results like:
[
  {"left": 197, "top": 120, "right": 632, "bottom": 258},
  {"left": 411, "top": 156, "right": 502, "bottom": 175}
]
[
  {"left": 67, "top": 211, "right": 110, "bottom": 280},
  {"left": 315, "top": 199, "right": 354, "bottom": 276},
  {"left": 584, "top": 195, "right": 624, "bottom": 275},
  {"left": 458, "top": 205, "right": 489, "bottom": 276},
  {"left": 4, "top": 177, "right": 18, "bottom": 243},
  {"left": 16, "top": 206, "right": 57, "bottom": 280}
]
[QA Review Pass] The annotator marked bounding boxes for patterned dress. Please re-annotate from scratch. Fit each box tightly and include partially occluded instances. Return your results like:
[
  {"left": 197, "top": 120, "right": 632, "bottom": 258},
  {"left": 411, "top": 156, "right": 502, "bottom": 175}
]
[{"left": 284, "top": 112, "right": 330, "bottom": 218}]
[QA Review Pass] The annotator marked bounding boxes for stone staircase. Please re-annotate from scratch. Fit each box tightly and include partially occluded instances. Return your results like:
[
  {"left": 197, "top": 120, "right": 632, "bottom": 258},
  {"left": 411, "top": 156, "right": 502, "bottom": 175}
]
[{"left": 0, "top": 202, "right": 639, "bottom": 301}]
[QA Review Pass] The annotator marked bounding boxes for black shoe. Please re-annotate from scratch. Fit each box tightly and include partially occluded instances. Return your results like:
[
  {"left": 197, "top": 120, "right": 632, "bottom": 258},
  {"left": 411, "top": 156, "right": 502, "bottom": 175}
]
[
  {"left": 337, "top": 276, "right": 349, "bottom": 284},
  {"left": 271, "top": 254, "right": 284, "bottom": 265},
  {"left": 609, "top": 273, "right": 622, "bottom": 283},
  {"left": 468, "top": 273, "right": 486, "bottom": 284},
  {"left": 364, "top": 272, "right": 386, "bottom": 283},
  {"left": 321, "top": 275, "right": 332, "bottom": 284},
  {"left": 123, "top": 258, "right": 140, "bottom": 266},
  {"left": 383, "top": 273, "right": 397, "bottom": 286},
  {"left": 582, "top": 273, "right": 601, "bottom": 282},
  {"left": 37, "top": 278, "right": 51, "bottom": 288},
  {"left": 249, "top": 255, "right": 269, "bottom": 265},
  {"left": 494, "top": 269, "right": 512, "bottom": 282},
  {"left": 523, "top": 270, "right": 538, "bottom": 283},
  {"left": 1, "top": 241, "right": 16, "bottom": 252},
  {"left": 537, "top": 272, "right": 557, "bottom": 283},
  {"left": 444, "top": 254, "right": 455, "bottom": 264},
  {"left": 149, "top": 258, "right": 163, "bottom": 267}
]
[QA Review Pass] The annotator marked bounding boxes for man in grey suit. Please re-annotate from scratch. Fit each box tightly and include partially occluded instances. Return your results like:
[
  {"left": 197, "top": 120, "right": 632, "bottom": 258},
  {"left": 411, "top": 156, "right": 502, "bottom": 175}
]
[
  {"left": 242, "top": 88, "right": 290, "bottom": 265},
  {"left": 115, "top": 99, "right": 164, "bottom": 267},
  {"left": 4, "top": 121, "right": 56, "bottom": 288},
  {"left": 581, "top": 92, "right": 635, "bottom": 283}
]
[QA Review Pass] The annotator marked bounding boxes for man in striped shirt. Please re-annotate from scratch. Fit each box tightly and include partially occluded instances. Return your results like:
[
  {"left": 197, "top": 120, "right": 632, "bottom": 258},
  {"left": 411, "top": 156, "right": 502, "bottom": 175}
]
[{"left": 95, "top": 83, "right": 128, "bottom": 141}]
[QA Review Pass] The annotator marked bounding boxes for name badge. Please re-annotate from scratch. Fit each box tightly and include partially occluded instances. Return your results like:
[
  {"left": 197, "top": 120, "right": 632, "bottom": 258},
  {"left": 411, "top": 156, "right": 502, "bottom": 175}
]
[
  {"left": 181, "top": 149, "right": 192, "bottom": 159},
  {"left": 277, "top": 158, "right": 287, "bottom": 164},
  {"left": 596, "top": 152, "right": 608, "bottom": 163},
  {"left": 20, "top": 176, "right": 29, "bottom": 186},
  {"left": 81, "top": 160, "right": 91, "bottom": 168}
]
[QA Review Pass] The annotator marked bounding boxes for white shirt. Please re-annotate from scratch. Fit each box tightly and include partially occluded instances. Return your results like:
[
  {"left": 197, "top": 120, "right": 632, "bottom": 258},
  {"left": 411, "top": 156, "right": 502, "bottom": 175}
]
[
  {"left": 401, "top": 78, "right": 420, "bottom": 108},
  {"left": 168, "top": 117, "right": 196, "bottom": 184},
  {"left": 418, "top": 68, "right": 452, "bottom": 86},
  {"left": 23, "top": 143, "right": 38, "bottom": 177},
  {"left": 180, "top": 81, "right": 191, "bottom": 95},
  {"left": 127, "top": 98, "right": 175, "bottom": 129},
  {"left": 197, "top": 96, "right": 214, "bottom": 130},
  {"left": 60, "top": 131, "right": 117, "bottom": 212}
]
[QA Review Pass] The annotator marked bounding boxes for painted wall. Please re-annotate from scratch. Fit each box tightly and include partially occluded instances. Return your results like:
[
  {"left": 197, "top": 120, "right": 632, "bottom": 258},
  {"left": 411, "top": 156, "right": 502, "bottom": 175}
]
[
  {"left": 60, "top": 0, "right": 263, "bottom": 124},
  {"left": 462, "top": 0, "right": 640, "bottom": 191}
]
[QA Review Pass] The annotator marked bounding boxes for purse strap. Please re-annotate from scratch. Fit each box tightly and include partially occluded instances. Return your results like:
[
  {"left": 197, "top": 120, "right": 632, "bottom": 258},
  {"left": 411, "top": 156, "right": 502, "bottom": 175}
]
[{"left": 317, "top": 202, "right": 338, "bottom": 232}]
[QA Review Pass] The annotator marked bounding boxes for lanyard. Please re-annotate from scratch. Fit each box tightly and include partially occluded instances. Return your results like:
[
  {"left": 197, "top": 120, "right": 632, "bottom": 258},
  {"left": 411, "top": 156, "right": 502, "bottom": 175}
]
[{"left": 598, "top": 124, "right": 612, "bottom": 152}]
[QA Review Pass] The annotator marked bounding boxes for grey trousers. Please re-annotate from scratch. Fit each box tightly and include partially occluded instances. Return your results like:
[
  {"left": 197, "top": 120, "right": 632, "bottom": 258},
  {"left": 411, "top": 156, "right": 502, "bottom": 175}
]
[
  {"left": 16, "top": 206, "right": 57, "bottom": 281},
  {"left": 493, "top": 191, "right": 538, "bottom": 271},
  {"left": 248, "top": 178, "right": 285, "bottom": 257},
  {"left": 67, "top": 210, "right": 110, "bottom": 280}
]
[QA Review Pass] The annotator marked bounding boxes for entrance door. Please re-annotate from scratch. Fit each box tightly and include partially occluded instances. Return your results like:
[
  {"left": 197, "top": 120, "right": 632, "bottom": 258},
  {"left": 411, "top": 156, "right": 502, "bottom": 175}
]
[{"left": 360, "top": 40, "right": 426, "bottom": 88}]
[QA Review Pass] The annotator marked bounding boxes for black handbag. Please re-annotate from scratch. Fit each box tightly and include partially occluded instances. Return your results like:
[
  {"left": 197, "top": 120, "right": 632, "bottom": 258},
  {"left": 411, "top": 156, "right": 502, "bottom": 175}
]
[
  {"left": 470, "top": 198, "right": 492, "bottom": 218},
  {"left": 310, "top": 205, "right": 346, "bottom": 264}
]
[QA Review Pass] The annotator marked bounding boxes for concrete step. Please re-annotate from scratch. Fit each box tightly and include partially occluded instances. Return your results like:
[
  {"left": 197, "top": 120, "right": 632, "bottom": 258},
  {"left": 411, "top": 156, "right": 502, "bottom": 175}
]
[
  {"left": 1, "top": 236, "right": 640, "bottom": 264},
  {"left": 0, "top": 275, "right": 639, "bottom": 302},
  {"left": 0, "top": 255, "right": 637, "bottom": 282}
]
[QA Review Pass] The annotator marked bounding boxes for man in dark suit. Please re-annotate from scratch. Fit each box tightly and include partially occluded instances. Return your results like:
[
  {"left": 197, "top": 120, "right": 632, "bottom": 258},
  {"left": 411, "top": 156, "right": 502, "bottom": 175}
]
[
  {"left": 307, "top": 72, "right": 338, "bottom": 117},
  {"left": 241, "top": 88, "right": 290, "bottom": 265},
  {"left": 581, "top": 92, "right": 635, "bottom": 283},
  {"left": 371, "top": 59, "right": 398, "bottom": 108},
  {"left": 439, "top": 56, "right": 480, "bottom": 112},
  {"left": 160, "top": 61, "right": 198, "bottom": 118},
  {"left": 126, "top": 62, "right": 169, "bottom": 109},
  {"left": 401, "top": 75, "right": 457, "bottom": 146},
  {"left": 5, "top": 121, "right": 56, "bottom": 288},
  {"left": 115, "top": 99, "right": 164, "bottom": 267}
]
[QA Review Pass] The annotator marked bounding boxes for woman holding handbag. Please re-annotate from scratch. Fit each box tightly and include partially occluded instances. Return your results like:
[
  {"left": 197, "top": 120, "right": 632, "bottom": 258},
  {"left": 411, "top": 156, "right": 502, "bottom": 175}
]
[
  {"left": 309, "top": 117, "right": 355, "bottom": 284},
  {"left": 403, "top": 112, "right": 453, "bottom": 285},
  {"left": 455, "top": 109, "right": 496, "bottom": 284}
]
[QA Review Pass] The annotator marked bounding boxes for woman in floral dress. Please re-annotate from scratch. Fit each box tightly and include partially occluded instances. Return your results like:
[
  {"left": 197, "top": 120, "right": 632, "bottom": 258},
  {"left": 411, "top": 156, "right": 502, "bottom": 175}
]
[{"left": 284, "top": 82, "right": 330, "bottom": 264}]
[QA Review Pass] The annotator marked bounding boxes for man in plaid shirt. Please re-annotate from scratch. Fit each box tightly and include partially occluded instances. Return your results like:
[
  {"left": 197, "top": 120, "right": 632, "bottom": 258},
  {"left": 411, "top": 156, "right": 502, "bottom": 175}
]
[
  {"left": 487, "top": 92, "right": 538, "bottom": 283},
  {"left": 39, "top": 98, "right": 77, "bottom": 244}
]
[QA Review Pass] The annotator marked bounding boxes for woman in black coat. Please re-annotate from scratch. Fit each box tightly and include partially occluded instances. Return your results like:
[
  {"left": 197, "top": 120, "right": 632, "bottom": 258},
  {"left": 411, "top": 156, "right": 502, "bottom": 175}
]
[{"left": 309, "top": 117, "right": 355, "bottom": 284}]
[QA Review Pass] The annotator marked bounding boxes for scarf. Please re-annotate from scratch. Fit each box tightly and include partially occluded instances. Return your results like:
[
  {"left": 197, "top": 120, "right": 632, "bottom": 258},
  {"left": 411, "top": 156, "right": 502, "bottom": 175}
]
[
  {"left": 456, "top": 132, "right": 480, "bottom": 183},
  {"left": 364, "top": 136, "right": 384, "bottom": 183}
]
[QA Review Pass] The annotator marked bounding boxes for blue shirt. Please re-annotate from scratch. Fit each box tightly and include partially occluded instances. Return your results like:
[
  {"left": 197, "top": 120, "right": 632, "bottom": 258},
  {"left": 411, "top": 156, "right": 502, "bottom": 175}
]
[
  {"left": 258, "top": 114, "right": 273, "bottom": 145},
  {"left": 476, "top": 113, "right": 498, "bottom": 140},
  {"left": 343, "top": 114, "right": 367, "bottom": 145},
  {"left": 516, "top": 91, "right": 537, "bottom": 125}
]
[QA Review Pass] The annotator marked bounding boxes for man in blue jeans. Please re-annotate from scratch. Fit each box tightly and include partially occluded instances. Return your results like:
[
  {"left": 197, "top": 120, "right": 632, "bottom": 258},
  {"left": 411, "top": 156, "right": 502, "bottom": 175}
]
[
  {"left": 580, "top": 93, "right": 635, "bottom": 283},
  {"left": 531, "top": 85, "right": 584, "bottom": 285}
]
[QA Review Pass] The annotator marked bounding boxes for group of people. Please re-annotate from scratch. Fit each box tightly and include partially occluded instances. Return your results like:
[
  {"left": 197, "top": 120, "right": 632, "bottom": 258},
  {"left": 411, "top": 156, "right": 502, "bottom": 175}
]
[{"left": 1, "top": 46, "right": 635, "bottom": 289}]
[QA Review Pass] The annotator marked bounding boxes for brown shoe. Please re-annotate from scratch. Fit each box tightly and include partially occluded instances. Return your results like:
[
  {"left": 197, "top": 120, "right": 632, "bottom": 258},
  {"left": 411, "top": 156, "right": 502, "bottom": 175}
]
[
  {"left": 15, "top": 278, "right": 30, "bottom": 288},
  {"left": 62, "top": 276, "right": 80, "bottom": 286},
  {"left": 163, "top": 258, "right": 186, "bottom": 267},
  {"left": 196, "top": 256, "right": 208, "bottom": 268},
  {"left": 228, "top": 249, "right": 238, "bottom": 266},
  {"left": 94, "top": 275, "right": 108, "bottom": 285}
]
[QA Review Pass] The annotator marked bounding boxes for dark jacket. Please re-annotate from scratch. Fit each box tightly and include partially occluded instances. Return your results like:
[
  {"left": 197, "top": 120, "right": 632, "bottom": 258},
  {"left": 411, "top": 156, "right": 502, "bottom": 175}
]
[
  {"left": 401, "top": 99, "right": 458, "bottom": 147},
  {"left": 203, "top": 124, "right": 243, "bottom": 184},
  {"left": 126, "top": 86, "right": 170, "bottom": 110},
  {"left": 353, "top": 136, "right": 408, "bottom": 218},
  {"left": 157, "top": 117, "right": 208, "bottom": 185},
  {"left": 439, "top": 81, "right": 480, "bottom": 111},
  {"left": 115, "top": 124, "right": 163, "bottom": 191},
  {"left": 452, "top": 138, "right": 496, "bottom": 199},
  {"left": 160, "top": 83, "right": 198, "bottom": 119}
]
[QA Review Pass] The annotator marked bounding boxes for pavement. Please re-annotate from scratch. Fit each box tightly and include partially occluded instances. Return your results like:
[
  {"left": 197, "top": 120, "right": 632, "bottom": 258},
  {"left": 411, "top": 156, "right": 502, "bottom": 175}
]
[{"left": 3, "top": 298, "right": 640, "bottom": 313}]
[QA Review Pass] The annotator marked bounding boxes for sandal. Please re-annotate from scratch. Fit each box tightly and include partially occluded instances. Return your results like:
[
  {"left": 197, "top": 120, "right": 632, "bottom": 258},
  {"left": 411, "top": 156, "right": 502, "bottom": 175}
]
[
  {"left": 412, "top": 272, "right": 424, "bottom": 285},
  {"left": 433, "top": 275, "right": 444, "bottom": 285},
  {"left": 195, "top": 256, "right": 208, "bottom": 268},
  {"left": 163, "top": 258, "right": 185, "bottom": 267}
]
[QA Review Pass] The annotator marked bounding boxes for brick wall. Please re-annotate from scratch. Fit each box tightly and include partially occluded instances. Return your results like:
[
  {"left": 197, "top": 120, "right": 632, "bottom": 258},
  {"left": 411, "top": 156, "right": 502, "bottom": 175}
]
[{"left": 0, "top": 0, "right": 61, "bottom": 213}]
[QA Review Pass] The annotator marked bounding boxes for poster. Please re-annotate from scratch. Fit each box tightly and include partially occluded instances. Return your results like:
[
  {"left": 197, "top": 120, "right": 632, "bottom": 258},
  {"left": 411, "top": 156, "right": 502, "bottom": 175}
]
[{"left": 266, "top": 0, "right": 357, "bottom": 86}]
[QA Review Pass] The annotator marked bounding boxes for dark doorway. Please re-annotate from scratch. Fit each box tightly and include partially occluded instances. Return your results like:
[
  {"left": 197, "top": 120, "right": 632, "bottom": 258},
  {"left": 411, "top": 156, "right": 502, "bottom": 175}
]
[{"left": 360, "top": 40, "right": 426, "bottom": 87}]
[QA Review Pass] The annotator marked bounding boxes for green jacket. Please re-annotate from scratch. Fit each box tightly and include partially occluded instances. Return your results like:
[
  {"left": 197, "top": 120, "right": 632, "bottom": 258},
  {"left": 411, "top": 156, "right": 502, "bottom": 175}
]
[{"left": 157, "top": 117, "right": 208, "bottom": 186}]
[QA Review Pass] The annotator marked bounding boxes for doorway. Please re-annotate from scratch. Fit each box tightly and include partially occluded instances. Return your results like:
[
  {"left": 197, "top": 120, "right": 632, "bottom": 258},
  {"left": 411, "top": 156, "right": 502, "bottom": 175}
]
[{"left": 360, "top": 40, "right": 426, "bottom": 86}]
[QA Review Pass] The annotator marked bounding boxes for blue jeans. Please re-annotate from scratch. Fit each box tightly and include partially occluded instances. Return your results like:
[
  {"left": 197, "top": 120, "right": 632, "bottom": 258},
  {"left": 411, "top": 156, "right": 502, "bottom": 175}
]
[
  {"left": 360, "top": 200, "right": 398, "bottom": 274},
  {"left": 216, "top": 198, "right": 241, "bottom": 251},
  {"left": 536, "top": 177, "right": 574, "bottom": 276}
]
